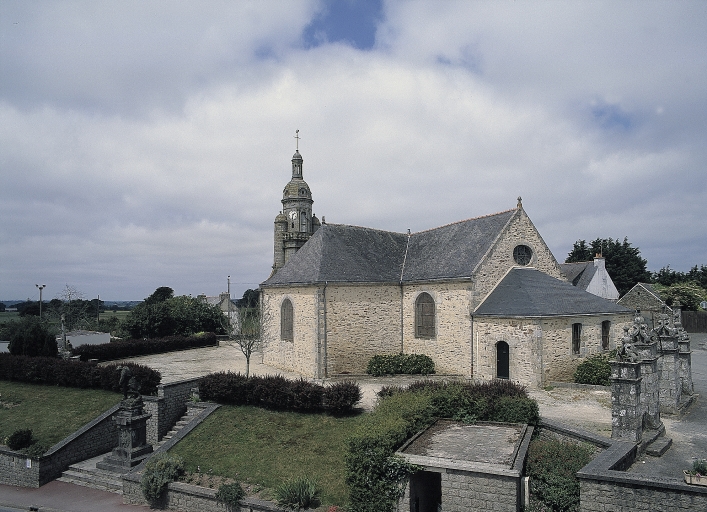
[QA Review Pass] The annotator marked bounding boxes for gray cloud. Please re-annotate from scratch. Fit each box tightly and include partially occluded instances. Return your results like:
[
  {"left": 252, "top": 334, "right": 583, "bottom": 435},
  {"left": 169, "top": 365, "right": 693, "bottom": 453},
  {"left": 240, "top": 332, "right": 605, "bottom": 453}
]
[{"left": 1, "top": 1, "right": 705, "bottom": 302}]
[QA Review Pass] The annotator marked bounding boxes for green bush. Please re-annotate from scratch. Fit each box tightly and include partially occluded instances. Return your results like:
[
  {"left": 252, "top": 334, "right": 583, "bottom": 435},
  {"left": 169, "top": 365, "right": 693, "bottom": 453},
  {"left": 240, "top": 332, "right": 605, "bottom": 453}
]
[
  {"left": 0, "top": 354, "right": 160, "bottom": 395},
  {"left": 140, "top": 454, "right": 184, "bottom": 503},
  {"left": 274, "top": 477, "right": 321, "bottom": 510},
  {"left": 526, "top": 439, "right": 593, "bottom": 512},
  {"left": 216, "top": 481, "right": 246, "bottom": 506},
  {"left": 198, "top": 373, "right": 361, "bottom": 415},
  {"left": 690, "top": 459, "right": 707, "bottom": 476},
  {"left": 574, "top": 354, "right": 611, "bottom": 386},
  {"left": 6, "top": 429, "right": 34, "bottom": 450},
  {"left": 7, "top": 317, "right": 57, "bottom": 358},
  {"left": 366, "top": 353, "right": 435, "bottom": 376}
]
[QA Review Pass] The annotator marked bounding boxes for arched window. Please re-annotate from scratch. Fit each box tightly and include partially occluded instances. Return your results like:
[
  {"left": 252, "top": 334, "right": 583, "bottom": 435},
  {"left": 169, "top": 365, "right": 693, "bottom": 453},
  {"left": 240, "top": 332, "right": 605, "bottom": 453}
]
[
  {"left": 572, "top": 323, "right": 582, "bottom": 355},
  {"left": 415, "top": 292, "right": 435, "bottom": 338},
  {"left": 601, "top": 321, "right": 611, "bottom": 351},
  {"left": 281, "top": 299, "right": 293, "bottom": 341},
  {"left": 496, "top": 341, "right": 510, "bottom": 379}
]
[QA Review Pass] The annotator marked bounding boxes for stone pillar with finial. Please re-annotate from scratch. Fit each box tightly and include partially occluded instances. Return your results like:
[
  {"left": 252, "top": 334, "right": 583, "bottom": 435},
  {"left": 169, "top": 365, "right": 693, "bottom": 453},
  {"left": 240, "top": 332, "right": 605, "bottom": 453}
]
[
  {"left": 611, "top": 319, "right": 644, "bottom": 442},
  {"left": 673, "top": 301, "right": 694, "bottom": 396},
  {"left": 654, "top": 306, "right": 681, "bottom": 414}
]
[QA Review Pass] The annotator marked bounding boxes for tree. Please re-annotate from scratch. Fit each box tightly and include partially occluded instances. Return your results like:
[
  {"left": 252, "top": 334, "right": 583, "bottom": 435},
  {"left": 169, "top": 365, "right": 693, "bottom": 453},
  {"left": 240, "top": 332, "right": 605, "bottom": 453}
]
[
  {"left": 8, "top": 316, "right": 58, "bottom": 357},
  {"left": 121, "top": 287, "right": 225, "bottom": 339},
  {"left": 234, "top": 305, "right": 261, "bottom": 378},
  {"left": 566, "top": 237, "right": 651, "bottom": 296},
  {"left": 16, "top": 300, "right": 41, "bottom": 317},
  {"left": 656, "top": 282, "right": 707, "bottom": 311},
  {"left": 236, "top": 289, "right": 259, "bottom": 309},
  {"left": 48, "top": 285, "right": 91, "bottom": 331},
  {"left": 145, "top": 287, "right": 174, "bottom": 305}
]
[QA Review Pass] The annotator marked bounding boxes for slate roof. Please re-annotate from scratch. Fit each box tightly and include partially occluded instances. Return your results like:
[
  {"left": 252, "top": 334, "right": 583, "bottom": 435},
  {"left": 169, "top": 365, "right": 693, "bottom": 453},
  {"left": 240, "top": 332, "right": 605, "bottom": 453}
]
[
  {"left": 559, "top": 261, "right": 597, "bottom": 290},
  {"left": 475, "top": 267, "right": 631, "bottom": 317},
  {"left": 261, "top": 209, "right": 517, "bottom": 287}
]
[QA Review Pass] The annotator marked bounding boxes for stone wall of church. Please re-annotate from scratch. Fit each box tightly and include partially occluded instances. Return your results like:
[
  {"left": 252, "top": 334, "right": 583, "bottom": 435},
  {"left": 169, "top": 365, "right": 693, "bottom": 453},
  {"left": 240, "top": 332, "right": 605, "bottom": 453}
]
[
  {"left": 261, "top": 287, "right": 320, "bottom": 378},
  {"left": 403, "top": 283, "right": 473, "bottom": 376},
  {"left": 471, "top": 210, "right": 565, "bottom": 309},
  {"left": 324, "top": 284, "right": 402, "bottom": 375},
  {"left": 473, "top": 318, "right": 543, "bottom": 387},
  {"left": 473, "top": 314, "right": 632, "bottom": 387}
]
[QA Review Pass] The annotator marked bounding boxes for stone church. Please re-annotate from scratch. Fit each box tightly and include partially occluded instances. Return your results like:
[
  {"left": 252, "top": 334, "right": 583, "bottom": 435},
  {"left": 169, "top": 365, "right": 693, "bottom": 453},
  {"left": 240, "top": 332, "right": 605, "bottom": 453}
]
[{"left": 260, "top": 146, "right": 632, "bottom": 388}]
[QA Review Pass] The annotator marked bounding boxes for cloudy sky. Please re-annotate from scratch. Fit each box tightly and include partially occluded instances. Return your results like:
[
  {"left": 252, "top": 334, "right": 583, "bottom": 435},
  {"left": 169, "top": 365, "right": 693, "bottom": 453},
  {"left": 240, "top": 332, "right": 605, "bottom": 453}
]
[{"left": 1, "top": 1, "right": 706, "bottom": 302}]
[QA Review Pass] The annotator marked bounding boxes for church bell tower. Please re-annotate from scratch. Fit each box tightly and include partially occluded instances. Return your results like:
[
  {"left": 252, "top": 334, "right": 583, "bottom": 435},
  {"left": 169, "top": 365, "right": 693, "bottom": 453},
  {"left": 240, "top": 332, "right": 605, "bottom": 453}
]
[{"left": 272, "top": 131, "right": 320, "bottom": 274}]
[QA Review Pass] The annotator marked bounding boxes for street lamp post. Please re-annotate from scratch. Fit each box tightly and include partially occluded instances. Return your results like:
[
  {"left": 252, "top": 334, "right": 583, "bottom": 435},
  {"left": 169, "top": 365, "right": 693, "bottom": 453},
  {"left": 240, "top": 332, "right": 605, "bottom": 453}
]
[{"left": 35, "top": 284, "right": 46, "bottom": 319}]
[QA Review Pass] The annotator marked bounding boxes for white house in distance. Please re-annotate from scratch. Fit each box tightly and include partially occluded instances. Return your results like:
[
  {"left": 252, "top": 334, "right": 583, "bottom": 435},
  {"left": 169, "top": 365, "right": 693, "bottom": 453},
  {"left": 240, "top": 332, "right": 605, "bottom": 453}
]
[
  {"left": 559, "top": 256, "right": 620, "bottom": 301},
  {"left": 63, "top": 330, "right": 111, "bottom": 348}
]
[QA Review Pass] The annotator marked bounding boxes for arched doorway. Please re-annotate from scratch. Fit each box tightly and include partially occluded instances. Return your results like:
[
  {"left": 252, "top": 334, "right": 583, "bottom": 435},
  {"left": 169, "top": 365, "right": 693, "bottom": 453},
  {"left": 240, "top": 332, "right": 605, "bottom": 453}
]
[{"left": 496, "top": 341, "right": 509, "bottom": 380}]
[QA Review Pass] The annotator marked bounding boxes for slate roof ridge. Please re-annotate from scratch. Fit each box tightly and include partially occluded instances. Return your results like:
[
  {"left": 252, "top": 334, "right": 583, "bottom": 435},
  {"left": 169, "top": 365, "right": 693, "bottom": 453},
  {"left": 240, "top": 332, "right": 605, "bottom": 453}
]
[
  {"left": 324, "top": 222, "right": 403, "bottom": 235},
  {"left": 411, "top": 208, "right": 517, "bottom": 236}
]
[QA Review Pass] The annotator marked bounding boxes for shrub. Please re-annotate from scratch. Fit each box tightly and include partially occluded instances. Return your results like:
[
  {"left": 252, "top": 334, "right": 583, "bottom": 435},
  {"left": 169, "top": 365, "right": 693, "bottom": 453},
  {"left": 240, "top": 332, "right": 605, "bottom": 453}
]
[
  {"left": 274, "top": 477, "right": 321, "bottom": 510},
  {"left": 366, "top": 353, "right": 435, "bottom": 376},
  {"left": 197, "top": 373, "right": 360, "bottom": 415},
  {"left": 689, "top": 459, "right": 707, "bottom": 476},
  {"left": 140, "top": 454, "right": 184, "bottom": 503},
  {"left": 323, "top": 380, "right": 362, "bottom": 414},
  {"left": 0, "top": 354, "right": 160, "bottom": 395},
  {"left": 526, "top": 439, "right": 593, "bottom": 512},
  {"left": 7, "top": 317, "right": 57, "bottom": 358},
  {"left": 6, "top": 429, "right": 34, "bottom": 450},
  {"left": 574, "top": 354, "right": 611, "bottom": 386},
  {"left": 72, "top": 333, "right": 218, "bottom": 362},
  {"left": 216, "top": 481, "right": 246, "bottom": 505}
]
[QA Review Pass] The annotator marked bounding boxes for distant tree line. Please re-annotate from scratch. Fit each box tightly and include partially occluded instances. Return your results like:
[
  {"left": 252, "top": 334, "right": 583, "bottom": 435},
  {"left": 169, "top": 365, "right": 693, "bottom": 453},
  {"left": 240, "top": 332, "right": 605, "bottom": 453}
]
[{"left": 566, "top": 237, "right": 707, "bottom": 310}]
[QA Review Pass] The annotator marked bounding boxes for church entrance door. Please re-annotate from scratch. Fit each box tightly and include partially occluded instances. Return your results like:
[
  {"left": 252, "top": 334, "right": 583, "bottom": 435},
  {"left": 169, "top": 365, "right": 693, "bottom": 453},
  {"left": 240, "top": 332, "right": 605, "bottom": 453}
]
[{"left": 497, "top": 341, "right": 509, "bottom": 379}]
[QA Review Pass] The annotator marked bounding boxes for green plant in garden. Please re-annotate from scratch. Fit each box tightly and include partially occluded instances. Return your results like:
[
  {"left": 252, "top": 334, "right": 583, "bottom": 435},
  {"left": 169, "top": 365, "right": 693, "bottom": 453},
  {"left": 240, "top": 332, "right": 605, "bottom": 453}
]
[
  {"left": 687, "top": 459, "right": 707, "bottom": 476},
  {"left": 574, "top": 354, "right": 611, "bottom": 386},
  {"left": 366, "top": 353, "right": 435, "bottom": 376},
  {"left": 216, "top": 482, "right": 246, "bottom": 506},
  {"left": 526, "top": 439, "right": 593, "bottom": 512},
  {"left": 274, "top": 477, "right": 322, "bottom": 510},
  {"left": 140, "top": 454, "right": 184, "bottom": 503},
  {"left": 6, "top": 429, "right": 34, "bottom": 450}
]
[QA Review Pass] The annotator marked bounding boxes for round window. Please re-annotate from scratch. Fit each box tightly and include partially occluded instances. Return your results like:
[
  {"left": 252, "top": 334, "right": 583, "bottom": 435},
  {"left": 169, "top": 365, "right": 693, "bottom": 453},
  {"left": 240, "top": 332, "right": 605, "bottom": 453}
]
[{"left": 513, "top": 245, "right": 533, "bottom": 265}]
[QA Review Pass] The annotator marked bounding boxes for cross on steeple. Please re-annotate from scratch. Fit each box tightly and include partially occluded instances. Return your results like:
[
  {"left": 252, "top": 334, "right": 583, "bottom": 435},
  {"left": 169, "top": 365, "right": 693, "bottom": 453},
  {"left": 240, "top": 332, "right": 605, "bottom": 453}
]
[{"left": 294, "top": 129, "right": 300, "bottom": 150}]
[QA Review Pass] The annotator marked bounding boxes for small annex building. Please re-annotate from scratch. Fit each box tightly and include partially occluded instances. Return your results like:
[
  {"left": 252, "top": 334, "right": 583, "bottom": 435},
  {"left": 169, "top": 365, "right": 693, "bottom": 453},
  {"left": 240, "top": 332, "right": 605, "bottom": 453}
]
[
  {"left": 560, "top": 256, "right": 620, "bottom": 301},
  {"left": 617, "top": 282, "right": 670, "bottom": 329},
  {"left": 259, "top": 147, "right": 632, "bottom": 388}
]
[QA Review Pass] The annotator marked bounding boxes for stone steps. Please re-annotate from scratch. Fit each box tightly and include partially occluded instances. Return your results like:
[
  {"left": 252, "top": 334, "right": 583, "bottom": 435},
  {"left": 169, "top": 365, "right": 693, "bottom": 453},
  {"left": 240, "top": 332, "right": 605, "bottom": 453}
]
[
  {"left": 646, "top": 436, "right": 673, "bottom": 457},
  {"left": 57, "top": 452, "right": 124, "bottom": 494},
  {"left": 155, "top": 407, "right": 200, "bottom": 448}
]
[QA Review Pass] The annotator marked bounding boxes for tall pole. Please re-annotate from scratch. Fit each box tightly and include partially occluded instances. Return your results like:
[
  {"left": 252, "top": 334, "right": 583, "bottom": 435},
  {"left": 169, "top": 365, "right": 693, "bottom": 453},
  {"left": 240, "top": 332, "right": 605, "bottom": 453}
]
[
  {"left": 227, "top": 276, "right": 232, "bottom": 339},
  {"left": 35, "top": 284, "right": 46, "bottom": 319}
]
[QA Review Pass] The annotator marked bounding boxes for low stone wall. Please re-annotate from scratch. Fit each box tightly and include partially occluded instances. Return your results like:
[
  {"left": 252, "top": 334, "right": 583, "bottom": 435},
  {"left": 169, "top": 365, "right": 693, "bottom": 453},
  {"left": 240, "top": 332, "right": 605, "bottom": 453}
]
[
  {"left": 539, "top": 419, "right": 707, "bottom": 511},
  {"left": 123, "top": 473, "right": 287, "bottom": 512},
  {"left": 144, "top": 378, "right": 201, "bottom": 445},
  {"left": 0, "top": 403, "right": 120, "bottom": 487}
]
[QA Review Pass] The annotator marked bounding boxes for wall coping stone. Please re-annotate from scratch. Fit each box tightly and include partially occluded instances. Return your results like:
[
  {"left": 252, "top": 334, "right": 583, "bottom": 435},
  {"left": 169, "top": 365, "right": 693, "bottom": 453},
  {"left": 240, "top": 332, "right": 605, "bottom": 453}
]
[
  {"left": 547, "top": 381, "right": 609, "bottom": 391},
  {"left": 43, "top": 403, "right": 121, "bottom": 458}
]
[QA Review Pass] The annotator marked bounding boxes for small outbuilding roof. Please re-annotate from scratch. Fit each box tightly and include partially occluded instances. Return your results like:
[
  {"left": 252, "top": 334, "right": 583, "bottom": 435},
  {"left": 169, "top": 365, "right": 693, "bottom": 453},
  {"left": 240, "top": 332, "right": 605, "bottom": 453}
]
[{"left": 475, "top": 267, "right": 631, "bottom": 317}]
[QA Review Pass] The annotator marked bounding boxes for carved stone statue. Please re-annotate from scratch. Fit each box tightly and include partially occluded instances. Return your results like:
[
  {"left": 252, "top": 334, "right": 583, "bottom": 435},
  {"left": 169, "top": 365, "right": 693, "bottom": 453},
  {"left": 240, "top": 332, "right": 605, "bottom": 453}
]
[
  {"left": 118, "top": 366, "right": 140, "bottom": 399},
  {"left": 617, "top": 325, "right": 640, "bottom": 363}
]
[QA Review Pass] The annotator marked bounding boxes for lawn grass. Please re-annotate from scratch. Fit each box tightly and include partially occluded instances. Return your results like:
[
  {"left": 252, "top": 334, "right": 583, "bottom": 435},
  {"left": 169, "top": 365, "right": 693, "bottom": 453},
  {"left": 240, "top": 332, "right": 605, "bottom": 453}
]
[
  {"left": 170, "top": 405, "right": 366, "bottom": 507},
  {"left": 0, "top": 381, "right": 121, "bottom": 450}
]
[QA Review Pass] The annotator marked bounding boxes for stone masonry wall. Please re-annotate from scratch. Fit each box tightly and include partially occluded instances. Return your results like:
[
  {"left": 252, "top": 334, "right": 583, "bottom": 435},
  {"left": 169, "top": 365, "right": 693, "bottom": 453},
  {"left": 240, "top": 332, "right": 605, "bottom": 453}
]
[
  {"left": 397, "top": 469, "right": 521, "bottom": 512},
  {"left": 262, "top": 286, "right": 320, "bottom": 378},
  {"left": 0, "top": 403, "right": 120, "bottom": 487},
  {"left": 471, "top": 209, "right": 565, "bottom": 309},
  {"left": 473, "top": 315, "right": 631, "bottom": 387},
  {"left": 580, "top": 478, "right": 707, "bottom": 511},
  {"left": 324, "top": 284, "right": 401, "bottom": 375},
  {"left": 403, "top": 283, "right": 473, "bottom": 376},
  {"left": 123, "top": 474, "right": 287, "bottom": 512},
  {"left": 144, "top": 378, "right": 201, "bottom": 445}
]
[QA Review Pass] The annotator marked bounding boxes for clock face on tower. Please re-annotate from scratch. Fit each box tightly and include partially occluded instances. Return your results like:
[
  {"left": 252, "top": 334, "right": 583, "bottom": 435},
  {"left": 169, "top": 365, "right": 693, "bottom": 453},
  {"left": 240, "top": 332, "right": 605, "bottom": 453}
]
[{"left": 288, "top": 211, "right": 297, "bottom": 220}]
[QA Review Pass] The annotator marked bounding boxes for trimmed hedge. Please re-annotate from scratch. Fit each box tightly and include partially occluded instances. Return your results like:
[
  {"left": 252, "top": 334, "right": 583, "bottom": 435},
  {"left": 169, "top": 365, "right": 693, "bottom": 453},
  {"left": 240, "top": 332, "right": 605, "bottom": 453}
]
[
  {"left": 366, "top": 353, "right": 435, "bottom": 376},
  {"left": 198, "top": 372, "right": 362, "bottom": 414},
  {"left": 0, "top": 353, "right": 161, "bottom": 395},
  {"left": 346, "top": 379, "right": 538, "bottom": 512},
  {"left": 72, "top": 332, "right": 218, "bottom": 362}
]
